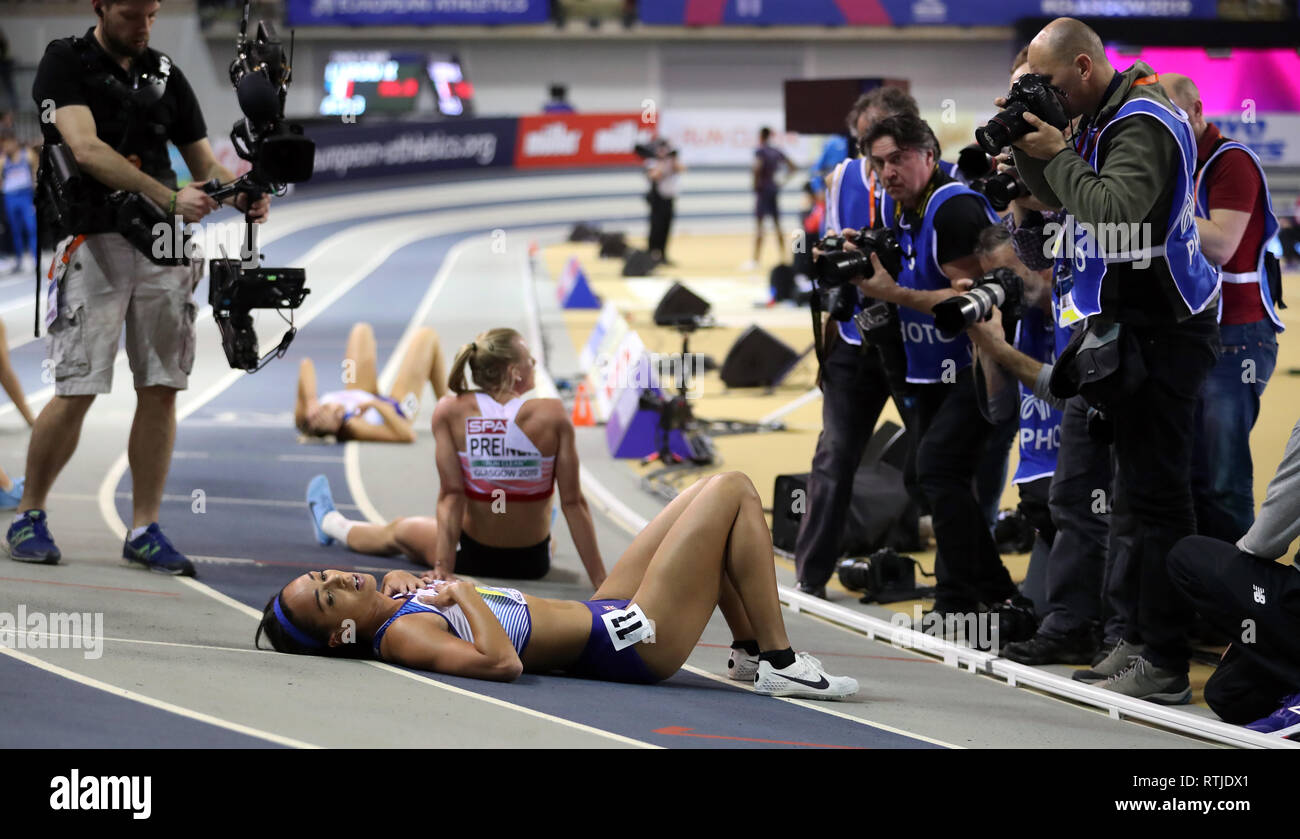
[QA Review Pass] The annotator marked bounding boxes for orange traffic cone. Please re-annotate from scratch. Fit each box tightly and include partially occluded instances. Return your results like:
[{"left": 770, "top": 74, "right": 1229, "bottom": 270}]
[{"left": 572, "top": 382, "right": 595, "bottom": 427}]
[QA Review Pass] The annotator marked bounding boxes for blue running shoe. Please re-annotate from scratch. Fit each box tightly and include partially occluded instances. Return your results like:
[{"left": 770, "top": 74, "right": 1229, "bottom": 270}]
[
  {"left": 123, "top": 523, "right": 195, "bottom": 576},
  {"left": 6, "top": 509, "right": 61, "bottom": 564},
  {"left": 1245, "top": 693, "right": 1300, "bottom": 739},
  {"left": 307, "top": 474, "right": 336, "bottom": 546},
  {"left": 0, "top": 477, "right": 24, "bottom": 511}
]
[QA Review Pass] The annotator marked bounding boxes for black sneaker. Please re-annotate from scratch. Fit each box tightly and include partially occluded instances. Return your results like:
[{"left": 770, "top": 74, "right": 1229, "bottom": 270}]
[
  {"left": 1001, "top": 629, "right": 1098, "bottom": 665},
  {"left": 795, "top": 581, "right": 827, "bottom": 599}
]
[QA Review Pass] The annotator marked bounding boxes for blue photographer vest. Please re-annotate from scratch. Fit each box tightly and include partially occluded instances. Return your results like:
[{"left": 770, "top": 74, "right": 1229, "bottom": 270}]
[
  {"left": 894, "top": 182, "right": 998, "bottom": 383},
  {"left": 825, "top": 158, "right": 877, "bottom": 345},
  {"left": 1053, "top": 96, "right": 1220, "bottom": 327},
  {"left": 1012, "top": 305, "right": 1065, "bottom": 484},
  {"left": 1194, "top": 140, "right": 1284, "bottom": 332},
  {"left": 877, "top": 160, "right": 959, "bottom": 231}
]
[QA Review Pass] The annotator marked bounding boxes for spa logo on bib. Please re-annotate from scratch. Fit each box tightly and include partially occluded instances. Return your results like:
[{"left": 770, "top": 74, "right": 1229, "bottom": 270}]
[{"left": 465, "top": 417, "right": 542, "bottom": 481}]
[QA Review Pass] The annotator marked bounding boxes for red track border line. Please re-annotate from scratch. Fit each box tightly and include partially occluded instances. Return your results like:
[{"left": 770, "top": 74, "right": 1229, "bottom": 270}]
[
  {"left": 0, "top": 576, "right": 181, "bottom": 596},
  {"left": 653, "top": 725, "right": 868, "bottom": 749}
]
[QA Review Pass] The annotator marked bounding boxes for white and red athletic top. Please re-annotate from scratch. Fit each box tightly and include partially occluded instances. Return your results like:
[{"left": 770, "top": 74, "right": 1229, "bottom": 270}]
[{"left": 457, "top": 393, "right": 556, "bottom": 503}]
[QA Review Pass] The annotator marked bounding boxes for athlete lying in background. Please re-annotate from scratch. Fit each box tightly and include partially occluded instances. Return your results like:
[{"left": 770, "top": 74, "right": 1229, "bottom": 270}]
[
  {"left": 296, "top": 322, "right": 447, "bottom": 443},
  {"left": 261, "top": 472, "right": 859, "bottom": 700}
]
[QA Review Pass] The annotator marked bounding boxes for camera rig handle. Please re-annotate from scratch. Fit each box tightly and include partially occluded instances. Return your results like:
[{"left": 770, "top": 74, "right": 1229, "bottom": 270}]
[{"left": 200, "top": 176, "right": 265, "bottom": 269}]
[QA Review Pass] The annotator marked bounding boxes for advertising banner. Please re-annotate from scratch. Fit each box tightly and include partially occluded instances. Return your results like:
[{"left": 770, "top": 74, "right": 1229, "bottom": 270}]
[
  {"left": 287, "top": 0, "right": 550, "bottom": 26},
  {"left": 514, "top": 113, "right": 656, "bottom": 169},
  {"left": 306, "top": 117, "right": 517, "bottom": 182}
]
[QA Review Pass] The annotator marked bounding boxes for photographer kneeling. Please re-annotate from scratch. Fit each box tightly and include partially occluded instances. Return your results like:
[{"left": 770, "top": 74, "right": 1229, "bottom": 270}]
[
  {"left": 849, "top": 113, "right": 1023, "bottom": 630},
  {"left": 958, "top": 225, "right": 1089, "bottom": 663},
  {"left": 7, "top": 0, "right": 269, "bottom": 573}
]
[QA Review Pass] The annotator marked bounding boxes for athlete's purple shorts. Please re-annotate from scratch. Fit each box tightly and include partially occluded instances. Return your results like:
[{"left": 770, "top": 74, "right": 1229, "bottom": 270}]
[{"left": 567, "top": 599, "right": 662, "bottom": 685}]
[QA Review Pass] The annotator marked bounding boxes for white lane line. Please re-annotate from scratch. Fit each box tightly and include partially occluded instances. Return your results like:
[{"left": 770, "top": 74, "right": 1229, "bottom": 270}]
[
  {"left": 679, "top": 664, "right": 960, "bottom": 749},
  {"left": 343, "top": 234, "right": 478, "bottom": 526},
  {"left": 759, "top": 387, "right": 822, "bottom": 425},
  {"left": 17, "top": 631, "right": 282, "bottom": 656},
  {"left": 0, "top": 645, "right": 320, "bottom": 749},
  {"left": 367, "top": 661, "right": 659, "bottom": 749}
]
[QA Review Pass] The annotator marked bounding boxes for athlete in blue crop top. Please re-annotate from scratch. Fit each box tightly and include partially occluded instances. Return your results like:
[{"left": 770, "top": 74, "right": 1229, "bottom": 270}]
[
  {"left": 258, "top": 472, "right": 859, "bottom": 700},
  {"left": 295, "top": 322, "right": 447, "bottom": 443}
]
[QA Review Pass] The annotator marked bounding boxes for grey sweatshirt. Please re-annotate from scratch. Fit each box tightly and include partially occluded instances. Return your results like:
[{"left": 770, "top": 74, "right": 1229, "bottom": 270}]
[{"left": 1238, "top": 415, "right": 1300, "bottom": 561}]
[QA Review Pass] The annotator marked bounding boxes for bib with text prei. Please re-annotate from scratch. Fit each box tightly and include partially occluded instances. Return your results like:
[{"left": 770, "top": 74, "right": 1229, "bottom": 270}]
[{"left": 464, "top": 416, "right": 543, "bottom": 481}]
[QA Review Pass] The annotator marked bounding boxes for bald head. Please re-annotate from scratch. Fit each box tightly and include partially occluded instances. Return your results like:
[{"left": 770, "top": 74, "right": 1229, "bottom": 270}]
[
  {"left": 1161, "top": 72, "right": 1206, "bottom": 137},
  {"left": 1026, "top": 17, "right": 1115, "bottom": 118},
  {"left": 1035, "top": 17, "right": 1106, "bottom": 65}
]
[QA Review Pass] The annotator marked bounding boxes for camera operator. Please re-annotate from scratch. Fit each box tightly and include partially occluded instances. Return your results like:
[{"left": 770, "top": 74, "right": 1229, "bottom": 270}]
[
  {"left": 850, "top": 113, "right": 1023, "bottom": 624},
  {"left": 644, "top": 138, "right": 683, "bottom": 267},
  {"left": 1162, "top": 73, "right": 1284, "bottom": 546},
  {"left": 7, "top": 0, "right": 270, "bottom": 574},
  {"left": 793, "top": 87, "right": 920, "bottom": 598},
  {"left": 1008, "top": 18, "right": 1220, "bottom": 702}
]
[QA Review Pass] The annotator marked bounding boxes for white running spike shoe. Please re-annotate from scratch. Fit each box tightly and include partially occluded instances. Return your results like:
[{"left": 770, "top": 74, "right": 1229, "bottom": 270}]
[
  {"left": 727, "top": 648, "right": 759, "bottom": 682},
  {"left": 753, "top": 652, "right": 859, "bottom": 700}
]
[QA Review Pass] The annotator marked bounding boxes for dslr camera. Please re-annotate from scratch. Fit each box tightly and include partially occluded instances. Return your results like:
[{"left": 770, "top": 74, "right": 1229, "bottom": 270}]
[
  {"left": 975, "top": 73, "right": 1069, "bottom": 155},
  {"left": 812, "top": 227, "right": 904, "bottom": 288},
  {"left": 204, "top": 5, "right": 315, "bottom": 372},
  {"left": 957, "top": 145, "right": 1029, "bottom": 213},
  {"left": 931, "top": 266, "right": 1024, "bottom": 339}
]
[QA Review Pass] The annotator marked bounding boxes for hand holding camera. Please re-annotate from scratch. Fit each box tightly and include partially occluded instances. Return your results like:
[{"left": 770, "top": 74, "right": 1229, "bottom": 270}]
[
  {"left": 174, "top": 183, "right": 219, "bottom": 224},
  {"left": 978, "top": 73, "right": 1070, "bottom": 156}
]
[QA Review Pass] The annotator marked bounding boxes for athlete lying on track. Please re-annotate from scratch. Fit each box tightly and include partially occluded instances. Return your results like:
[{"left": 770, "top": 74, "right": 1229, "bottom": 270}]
[{"left": 259, "top": 472, "right": 859, "bottom": 700}]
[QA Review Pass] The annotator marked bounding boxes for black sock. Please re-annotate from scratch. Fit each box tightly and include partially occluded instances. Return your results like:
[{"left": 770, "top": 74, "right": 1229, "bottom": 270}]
[
  {"left": 730, "top": 639, "right": 759, "bottom": 656},
  {"left": 759, "top": 647, "right": 796, "bottom": 669}
]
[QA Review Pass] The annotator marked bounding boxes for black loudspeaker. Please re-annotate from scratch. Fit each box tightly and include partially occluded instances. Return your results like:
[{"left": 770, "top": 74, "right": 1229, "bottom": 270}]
[
  {"left": 653, "top": 281, "right": 711, "bottom": 326},
  {"left": 771, "top": 472, "right": 809, "bottom": 553},
  {"left": 720, "top": 325, "right": 798, "bottom": 388},
  {"left": 861, "top": 419, "right": 908, "bottom": 471},
  {"left": 769, "top": 420, "right": 919, "bottom": 556},
  {"left": 569, "top": 222, "right": 602, "bottom": 242},
  {"left": 623, "top": 249, "right": 658, "bottom": 277},
  {"left": 599, "top": 232, "right": 628, "bottom": 258},
  {"left": 769, "top": 263, "right": 796, "bottom": 302}
]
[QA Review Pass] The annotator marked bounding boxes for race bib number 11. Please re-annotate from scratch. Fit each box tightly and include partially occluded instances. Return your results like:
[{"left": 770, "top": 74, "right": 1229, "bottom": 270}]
[{"left": 600, "top": 603, "right": 656, "bottom": 651}]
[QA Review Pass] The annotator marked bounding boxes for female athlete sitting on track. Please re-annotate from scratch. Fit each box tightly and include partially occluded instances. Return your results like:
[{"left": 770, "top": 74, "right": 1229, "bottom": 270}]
[
  {"left": 260, "top": 471, "right": 859, "bottom": 700},
  {"left": 305, "top": 327, "right": 606, "bottom": 588},
  {"left": 295, "top": 322, "right": 447, "bottom": 443}
]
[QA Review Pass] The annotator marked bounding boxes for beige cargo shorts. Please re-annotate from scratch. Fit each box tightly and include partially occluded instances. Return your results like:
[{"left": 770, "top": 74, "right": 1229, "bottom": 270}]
[{"left": 46, "top": 232, "right": 205, "bottom": 395}]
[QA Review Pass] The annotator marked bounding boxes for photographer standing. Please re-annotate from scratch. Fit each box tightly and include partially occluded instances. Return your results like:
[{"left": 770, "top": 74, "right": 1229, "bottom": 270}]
[
  {"left": 793, "top": 88, "right": 920, "bottom": 597},
  {"left": 644, "top": 138, "right": 683, "bottom": 266},
  {"left": 851, "top": 113, "right": 1021, "bottom": 622},
  {"left": 7, "top": 0, "right": 269, "bottom": 573},
  {"left": 1010, "top": 18, "right": 1220, "bottom": 702},
  {"left": 1163, "top": 73, "right": 1283, "bottom": 546}
]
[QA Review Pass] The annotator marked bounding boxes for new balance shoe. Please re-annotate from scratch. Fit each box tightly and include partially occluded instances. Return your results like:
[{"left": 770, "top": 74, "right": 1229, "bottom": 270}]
[
  {"left": 1244, "top": 693, "right": 1300, "bottom": 739},
  {"left": 753, "top": 652, "right": 858, "bottom": 700},
  {"left": 0, "top": 477, "right": 24, "bottom": 510},
  {"left": 6, "top": 509, "right": 61, "bottom": 564},
  {"left": 1095, "top": 656, "right": 1191, "bottom": 705},
  {"left": 123, "top": 523, "right": 195, "bottom": 576},
  {"left": 727, "top": 648, "right": 759, "bottom": 682},
  {"left": 1073, "top": 639, "right": 1144, "bottom": 683},
  {"left": 307, "top": 474, "right": 336, "bottom": 546}
]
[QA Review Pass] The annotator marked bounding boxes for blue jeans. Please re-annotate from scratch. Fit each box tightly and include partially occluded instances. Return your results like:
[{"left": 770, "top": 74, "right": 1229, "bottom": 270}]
[{"left": 1192, "top": 318, "right": 1278, "bottom": 544}]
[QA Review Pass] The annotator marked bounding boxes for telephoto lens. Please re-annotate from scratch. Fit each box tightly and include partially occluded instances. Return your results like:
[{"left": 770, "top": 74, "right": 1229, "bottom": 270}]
[{"left": 931, "top": 268, "right": 1018, "bottom": 337}]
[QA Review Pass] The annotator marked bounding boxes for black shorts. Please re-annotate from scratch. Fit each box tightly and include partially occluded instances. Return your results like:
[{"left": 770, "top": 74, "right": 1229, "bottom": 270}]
[{"left": 456, "top": 531, "right": 550, "bottom": 580}]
